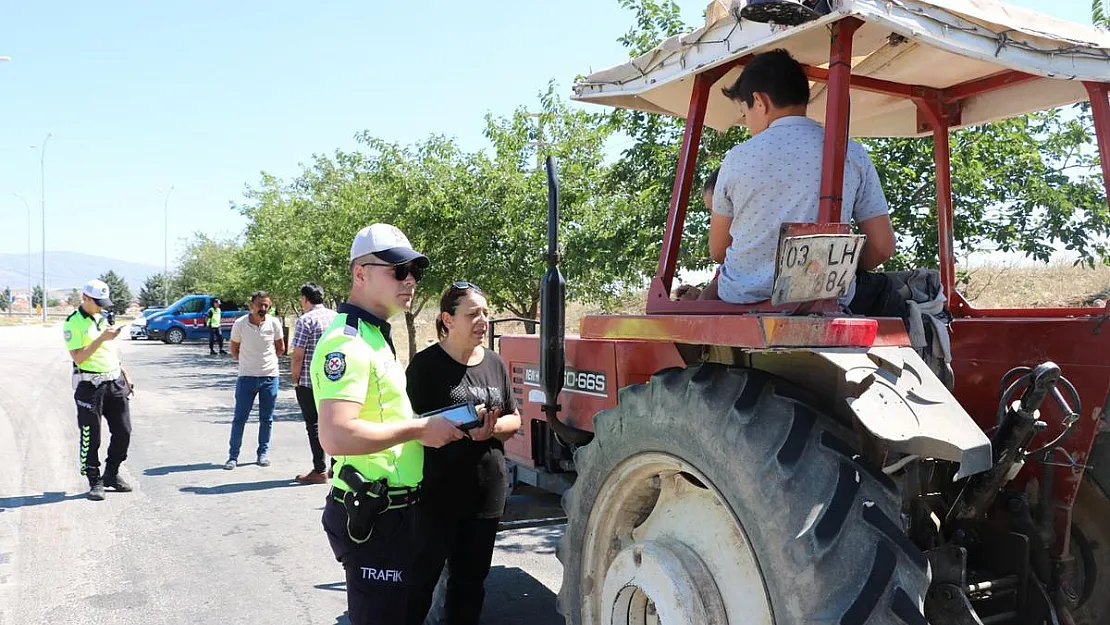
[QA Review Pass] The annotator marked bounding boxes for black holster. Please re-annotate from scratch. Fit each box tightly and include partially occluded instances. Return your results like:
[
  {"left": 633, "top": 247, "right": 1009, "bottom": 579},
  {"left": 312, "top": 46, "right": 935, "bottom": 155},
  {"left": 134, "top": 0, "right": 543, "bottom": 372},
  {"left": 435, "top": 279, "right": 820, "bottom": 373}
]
[{"left": 339, "top": 464, "right": 390, "bottom": 544}]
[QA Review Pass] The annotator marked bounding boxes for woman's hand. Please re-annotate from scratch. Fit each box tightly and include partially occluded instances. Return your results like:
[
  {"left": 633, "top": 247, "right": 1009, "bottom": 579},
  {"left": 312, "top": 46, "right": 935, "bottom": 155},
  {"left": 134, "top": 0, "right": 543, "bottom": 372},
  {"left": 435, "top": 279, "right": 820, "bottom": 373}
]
[{"left": 469, "top": 404, "right": 499, "bottom": 442}]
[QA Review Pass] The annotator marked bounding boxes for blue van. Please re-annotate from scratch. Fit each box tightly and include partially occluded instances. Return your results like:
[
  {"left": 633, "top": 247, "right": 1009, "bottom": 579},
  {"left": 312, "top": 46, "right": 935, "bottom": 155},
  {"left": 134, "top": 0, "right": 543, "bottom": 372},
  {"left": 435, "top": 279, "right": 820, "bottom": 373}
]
[{"left": 142, "top": 294, "right": 248, "bottom": 344}]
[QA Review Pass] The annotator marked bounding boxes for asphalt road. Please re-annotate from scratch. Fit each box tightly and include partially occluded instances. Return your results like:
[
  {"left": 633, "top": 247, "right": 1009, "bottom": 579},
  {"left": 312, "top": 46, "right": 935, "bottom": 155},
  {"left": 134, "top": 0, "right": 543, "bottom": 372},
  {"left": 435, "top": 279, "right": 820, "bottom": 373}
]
[{"left": 0, "top": 324, "right": 565, "bottom": 625}]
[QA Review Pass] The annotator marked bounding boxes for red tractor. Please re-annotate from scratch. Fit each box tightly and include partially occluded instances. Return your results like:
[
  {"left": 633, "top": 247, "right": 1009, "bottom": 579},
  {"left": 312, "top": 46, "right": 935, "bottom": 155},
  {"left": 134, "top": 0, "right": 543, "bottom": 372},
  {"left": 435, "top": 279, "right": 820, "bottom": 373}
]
[{"left": 497, "top": 1, "right": 1110, "bottom": 624}]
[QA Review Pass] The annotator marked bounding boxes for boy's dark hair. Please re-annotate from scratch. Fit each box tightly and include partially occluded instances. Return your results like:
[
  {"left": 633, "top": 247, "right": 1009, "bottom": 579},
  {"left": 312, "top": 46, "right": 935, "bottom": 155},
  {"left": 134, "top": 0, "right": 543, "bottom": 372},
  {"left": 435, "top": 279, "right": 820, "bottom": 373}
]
[
  {"left": 250, "top": 290, "right": 270, "bottom": 302},
  {"left": 721, "top": 49, "right": 810, "bottom": 109},
  {"left": 702, "top": 167, "right": 720, "bottom": 195},
  {"left": 300, "top": 282, "right": 325, "bottom": 305}
]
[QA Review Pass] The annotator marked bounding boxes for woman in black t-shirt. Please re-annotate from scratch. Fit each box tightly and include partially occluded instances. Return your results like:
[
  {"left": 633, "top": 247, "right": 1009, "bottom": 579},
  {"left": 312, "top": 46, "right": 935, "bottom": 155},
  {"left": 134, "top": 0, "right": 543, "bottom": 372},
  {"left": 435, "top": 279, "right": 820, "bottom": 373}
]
[{"left": 406, "top": 282, "right": 521, "bottom": 625}]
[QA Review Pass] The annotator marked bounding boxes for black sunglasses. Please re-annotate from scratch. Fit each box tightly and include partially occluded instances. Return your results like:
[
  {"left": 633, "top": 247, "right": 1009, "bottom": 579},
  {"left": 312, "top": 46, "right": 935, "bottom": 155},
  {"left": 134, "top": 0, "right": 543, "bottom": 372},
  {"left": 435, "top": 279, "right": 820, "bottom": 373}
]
[
  {"left": 451, "top": 281, "right": 482, "bottom": 293},
  {"left": 361, "top": 262, "right": 424, "bottom": 283}
]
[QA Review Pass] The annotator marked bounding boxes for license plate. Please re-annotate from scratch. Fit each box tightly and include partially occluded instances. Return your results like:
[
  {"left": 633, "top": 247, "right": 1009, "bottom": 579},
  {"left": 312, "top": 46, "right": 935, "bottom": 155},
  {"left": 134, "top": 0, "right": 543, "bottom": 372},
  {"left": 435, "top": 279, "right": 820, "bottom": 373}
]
[{"left": 771, "top": 234, "right": 867, "bottom": 305}]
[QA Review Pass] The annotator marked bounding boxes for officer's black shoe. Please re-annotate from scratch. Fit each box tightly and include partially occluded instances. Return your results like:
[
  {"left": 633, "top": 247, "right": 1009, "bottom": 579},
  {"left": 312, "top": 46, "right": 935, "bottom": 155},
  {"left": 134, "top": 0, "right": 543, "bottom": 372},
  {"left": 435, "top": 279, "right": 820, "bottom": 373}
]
[
  {"left": 210, "top": 351, "right": 217, "bottom": 355},
  {"left": 103, "top": 475, "right": 133, "bottom": 492},
  {"left": 220, "top": 350, "right": 228, "bottom": 355},
  {"left": 88, "top": 481, "right": 106, "bottom": 501}
]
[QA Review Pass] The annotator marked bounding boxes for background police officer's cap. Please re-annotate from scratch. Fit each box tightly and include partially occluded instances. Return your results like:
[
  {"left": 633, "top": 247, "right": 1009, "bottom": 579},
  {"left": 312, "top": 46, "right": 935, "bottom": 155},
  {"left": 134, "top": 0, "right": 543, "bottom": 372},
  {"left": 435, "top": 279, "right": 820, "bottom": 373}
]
[
  {"left": 349, "top": 223, "right": 429, "bottom": 268},
  {"left": 81, "top": 279, "right": 113, "bottom": 307}
]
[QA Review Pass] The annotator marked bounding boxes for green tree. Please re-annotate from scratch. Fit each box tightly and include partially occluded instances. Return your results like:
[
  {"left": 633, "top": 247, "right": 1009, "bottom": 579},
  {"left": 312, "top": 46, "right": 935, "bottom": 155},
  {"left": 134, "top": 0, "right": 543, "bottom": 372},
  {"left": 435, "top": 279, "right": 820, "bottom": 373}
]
[
  {"left": 175, "top": 234, "right": 247, "bottom": 304},
  {"left": 31, "top": 284, "right": 43, "bottom": 309},
  {"left": 234, "top": 84, "right": 641, "bottom": 355},
  {"left": 868, "top": 111, "right": 1109, "bottom": 269},
  {"left": 139, "top": 273, "right": 178, "bottom": 308},
  {"left": 473, "top": 84, "right": 662, "bottom": 315},
  {"left": 97, "top": 271, "right": 132, "bottom": 316},
  {"left": 1095, "top": 0, "right": 1109, "bottom": 29},
  {"left": 0, "top": 287, "right": 10, "bottom": 313},
  {"left": 604, "top": 0, "right": 749, "bottom": 275}
]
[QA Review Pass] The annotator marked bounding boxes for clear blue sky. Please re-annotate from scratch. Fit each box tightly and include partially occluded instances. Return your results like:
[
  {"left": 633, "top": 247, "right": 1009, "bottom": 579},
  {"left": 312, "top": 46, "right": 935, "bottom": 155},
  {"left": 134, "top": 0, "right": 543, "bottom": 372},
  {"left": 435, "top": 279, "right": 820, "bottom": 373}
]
[{"left": 0, "top": 0, "right": 1095, "bottom": 270}]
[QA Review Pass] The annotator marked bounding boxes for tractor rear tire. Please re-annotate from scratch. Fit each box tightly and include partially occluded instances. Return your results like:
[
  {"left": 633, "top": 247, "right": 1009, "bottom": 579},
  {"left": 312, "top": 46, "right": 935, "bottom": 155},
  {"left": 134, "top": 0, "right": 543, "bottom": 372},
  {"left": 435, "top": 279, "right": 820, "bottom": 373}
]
[
  {"left": 557, "top": 364, "right": 930, "bottom": 625},
  {"left": 1070, "top": 463, "right": 1110, "bottom": 625}
]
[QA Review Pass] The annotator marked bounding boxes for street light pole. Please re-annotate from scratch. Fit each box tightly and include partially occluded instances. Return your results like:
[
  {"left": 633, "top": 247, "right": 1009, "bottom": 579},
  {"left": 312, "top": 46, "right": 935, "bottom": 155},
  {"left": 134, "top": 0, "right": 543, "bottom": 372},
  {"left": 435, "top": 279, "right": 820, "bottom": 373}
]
[
  {"left": 14, "top": 193, "right": 31, "bottom": 312},
  {"left": 162, "top": 186, "right": 174, "bottom": 307},
  {"left": 37, "top": 132, "right": 51, "bottom": 323}
]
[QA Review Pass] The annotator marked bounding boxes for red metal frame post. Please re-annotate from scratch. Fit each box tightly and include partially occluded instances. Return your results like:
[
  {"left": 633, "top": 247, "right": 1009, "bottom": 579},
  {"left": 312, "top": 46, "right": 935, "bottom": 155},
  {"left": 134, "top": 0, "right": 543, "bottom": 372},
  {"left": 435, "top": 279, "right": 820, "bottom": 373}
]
[
  {"left": 817, "top": 18, "right": 862, "bottom": 224},
  {"left": 656, "top": 72, "right": 715, "bottom": 294},
  {"left": 914, "top": 98, "right": 957, "bottom": 302},
  {"left": 1085, "top": 81, "right": 1110, "bottom": 208},
  {"left": 934, "top": 120, "right": 957, "bottom": 306}
]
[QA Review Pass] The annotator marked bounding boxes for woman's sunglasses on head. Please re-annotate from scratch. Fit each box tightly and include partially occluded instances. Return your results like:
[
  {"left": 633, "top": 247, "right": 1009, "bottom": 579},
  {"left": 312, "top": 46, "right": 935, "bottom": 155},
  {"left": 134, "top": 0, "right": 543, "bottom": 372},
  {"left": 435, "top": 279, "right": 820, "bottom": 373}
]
[{"left": 451, "top": 281, "right": 482, "bottom": 293}]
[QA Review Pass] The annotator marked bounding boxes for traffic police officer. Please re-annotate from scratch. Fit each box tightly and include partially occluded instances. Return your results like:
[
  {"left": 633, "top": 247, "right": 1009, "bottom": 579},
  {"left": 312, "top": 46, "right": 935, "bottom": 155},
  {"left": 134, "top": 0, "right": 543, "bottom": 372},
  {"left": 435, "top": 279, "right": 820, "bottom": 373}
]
[
  {"left": 63, "top": 279, "right": 134, "bottom": 501},
  {"left": 314, "top": 223, "right": 466, "bottom": 625}
]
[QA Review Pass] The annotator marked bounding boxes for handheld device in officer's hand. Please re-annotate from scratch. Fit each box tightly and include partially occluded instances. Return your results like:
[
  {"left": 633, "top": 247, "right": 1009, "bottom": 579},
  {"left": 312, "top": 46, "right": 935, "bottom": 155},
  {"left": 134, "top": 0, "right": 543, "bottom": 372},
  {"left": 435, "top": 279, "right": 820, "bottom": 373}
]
[{"left": 421, "top": 401, "right": 482, "bottom": 431}]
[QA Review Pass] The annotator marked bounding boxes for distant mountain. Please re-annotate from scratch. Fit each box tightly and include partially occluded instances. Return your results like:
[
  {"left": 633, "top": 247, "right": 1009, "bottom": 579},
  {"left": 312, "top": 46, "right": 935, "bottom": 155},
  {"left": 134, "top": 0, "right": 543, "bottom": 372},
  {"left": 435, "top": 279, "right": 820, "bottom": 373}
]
[{"left": 0, "top": 252, "right": 162, "bottom": 297}]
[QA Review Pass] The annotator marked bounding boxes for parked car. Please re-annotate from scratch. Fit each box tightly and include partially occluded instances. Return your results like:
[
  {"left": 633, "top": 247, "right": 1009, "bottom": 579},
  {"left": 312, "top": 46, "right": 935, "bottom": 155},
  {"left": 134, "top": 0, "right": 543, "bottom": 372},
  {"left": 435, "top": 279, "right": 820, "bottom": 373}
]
[
  {"left": 143, "top": 294, "right": 247, "bottom": 344},
  {"left": 129, "top": 306, "right": 168, "bottom": 340}
]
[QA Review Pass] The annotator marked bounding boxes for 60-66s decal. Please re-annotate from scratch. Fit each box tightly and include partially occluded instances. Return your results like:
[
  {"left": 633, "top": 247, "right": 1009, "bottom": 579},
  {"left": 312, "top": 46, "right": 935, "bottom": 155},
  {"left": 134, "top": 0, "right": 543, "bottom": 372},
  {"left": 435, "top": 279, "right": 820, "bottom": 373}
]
[{"left": 523, "top": 365, "right": 607, "bottom": 398}]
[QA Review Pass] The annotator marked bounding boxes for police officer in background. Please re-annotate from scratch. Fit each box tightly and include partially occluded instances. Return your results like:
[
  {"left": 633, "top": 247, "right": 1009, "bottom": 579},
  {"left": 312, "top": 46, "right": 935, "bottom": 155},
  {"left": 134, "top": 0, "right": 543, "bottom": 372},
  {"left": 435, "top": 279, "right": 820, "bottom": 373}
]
[
  {"left": 314, "top": 223, "right": 467, "bottom": 625},
  {"left": 63, "top": 279, "right": 134, "bottom": 501},
  {"left": 207, "top": 297, "right": 226, "bottom": 355}
]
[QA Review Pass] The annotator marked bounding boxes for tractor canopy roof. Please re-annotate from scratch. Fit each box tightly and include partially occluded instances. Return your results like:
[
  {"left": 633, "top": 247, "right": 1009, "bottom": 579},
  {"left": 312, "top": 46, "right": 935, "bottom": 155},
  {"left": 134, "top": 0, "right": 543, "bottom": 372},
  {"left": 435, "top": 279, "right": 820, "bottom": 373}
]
[{"left": 572, "top": 0, "right": 1110, "bottom": 137}]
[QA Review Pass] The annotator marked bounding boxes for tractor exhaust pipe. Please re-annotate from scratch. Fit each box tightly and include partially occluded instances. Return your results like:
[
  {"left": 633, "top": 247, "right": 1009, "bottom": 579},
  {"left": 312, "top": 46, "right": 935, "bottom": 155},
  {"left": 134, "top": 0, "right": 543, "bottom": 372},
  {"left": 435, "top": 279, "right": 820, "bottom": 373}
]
[{"left": 540, "top": 155, "right": 593, "bottom": 447}]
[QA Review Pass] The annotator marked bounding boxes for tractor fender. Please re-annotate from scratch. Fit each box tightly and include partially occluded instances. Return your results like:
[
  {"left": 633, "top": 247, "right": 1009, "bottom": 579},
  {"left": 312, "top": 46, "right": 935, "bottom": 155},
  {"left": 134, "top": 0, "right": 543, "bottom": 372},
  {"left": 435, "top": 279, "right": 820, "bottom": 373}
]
[{"left": 747, "top": 345, "right": 992, "bottom": 480}]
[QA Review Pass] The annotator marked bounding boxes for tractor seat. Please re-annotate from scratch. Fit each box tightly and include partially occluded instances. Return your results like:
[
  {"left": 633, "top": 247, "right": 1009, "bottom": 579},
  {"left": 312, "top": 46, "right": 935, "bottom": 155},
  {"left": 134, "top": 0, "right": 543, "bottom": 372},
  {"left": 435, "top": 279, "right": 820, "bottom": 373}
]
[{"left": 851, "top": 269, "right": 954, "bottom": 389}]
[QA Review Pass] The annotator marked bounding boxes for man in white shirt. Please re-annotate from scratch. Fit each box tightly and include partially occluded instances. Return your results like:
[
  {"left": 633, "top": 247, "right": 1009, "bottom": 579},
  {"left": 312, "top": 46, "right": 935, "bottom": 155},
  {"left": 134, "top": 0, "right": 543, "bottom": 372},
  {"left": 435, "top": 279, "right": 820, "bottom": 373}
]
[
  {"left": 708, "top": 49, "right": 897, "bottom": 305},
  {"left": 225, "top": 290, "right": 286, "bottom": 470}
]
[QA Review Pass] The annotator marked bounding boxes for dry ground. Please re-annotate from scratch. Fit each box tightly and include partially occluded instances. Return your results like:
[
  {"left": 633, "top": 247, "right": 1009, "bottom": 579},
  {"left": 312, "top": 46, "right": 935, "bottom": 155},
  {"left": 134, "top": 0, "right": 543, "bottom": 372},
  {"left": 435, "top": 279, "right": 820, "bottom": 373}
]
[{"left": 957, "top": 262, "right": 1110, "bottom": 309}]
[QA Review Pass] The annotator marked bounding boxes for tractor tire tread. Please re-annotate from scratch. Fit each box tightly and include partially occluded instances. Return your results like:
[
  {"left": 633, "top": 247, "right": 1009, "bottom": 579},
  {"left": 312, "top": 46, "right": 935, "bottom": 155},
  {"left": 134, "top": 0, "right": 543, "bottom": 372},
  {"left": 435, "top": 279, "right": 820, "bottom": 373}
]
[{"left": 557, "top": 363, "right": 929, "bottom": 625}]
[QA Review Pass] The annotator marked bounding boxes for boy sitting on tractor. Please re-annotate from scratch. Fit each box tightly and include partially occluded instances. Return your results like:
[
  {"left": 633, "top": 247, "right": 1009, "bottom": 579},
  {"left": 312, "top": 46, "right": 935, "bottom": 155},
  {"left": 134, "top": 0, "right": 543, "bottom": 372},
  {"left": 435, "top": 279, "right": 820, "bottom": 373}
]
[{"left": 700, "top": 49, "right": 897, "bottom": 308}]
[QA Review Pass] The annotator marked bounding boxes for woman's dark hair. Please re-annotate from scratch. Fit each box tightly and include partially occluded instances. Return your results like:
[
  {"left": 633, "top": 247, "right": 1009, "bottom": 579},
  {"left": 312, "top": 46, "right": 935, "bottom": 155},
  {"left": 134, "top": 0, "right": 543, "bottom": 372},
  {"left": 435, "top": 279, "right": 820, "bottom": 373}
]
[
  {"left": 300, "top": 282, "right": 324, "bottom": 305},
  {"left": 436, "top": 284, "right": 482, "bottom": 340},
  {"left": 702, "top": 167, "right": 720, "bottom": 196},
  {"left": 721, "top": 48, "right": 810, "bottom": 109}
]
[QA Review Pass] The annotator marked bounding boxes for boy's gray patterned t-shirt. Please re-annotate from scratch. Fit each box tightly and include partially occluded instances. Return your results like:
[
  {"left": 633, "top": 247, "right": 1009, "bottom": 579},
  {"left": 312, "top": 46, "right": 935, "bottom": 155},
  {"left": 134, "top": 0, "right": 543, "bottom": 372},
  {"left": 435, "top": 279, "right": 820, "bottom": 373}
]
[{"left": 712, "top": 116, "right": 890, "bottom": 304}]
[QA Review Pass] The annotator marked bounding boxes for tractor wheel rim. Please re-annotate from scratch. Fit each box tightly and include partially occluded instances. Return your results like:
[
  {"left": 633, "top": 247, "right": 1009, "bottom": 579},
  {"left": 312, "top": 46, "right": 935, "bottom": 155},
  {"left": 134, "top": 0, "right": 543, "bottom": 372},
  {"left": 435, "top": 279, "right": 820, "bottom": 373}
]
[{"left": 580, "top": 453, "right": 774, "bottom": 625}]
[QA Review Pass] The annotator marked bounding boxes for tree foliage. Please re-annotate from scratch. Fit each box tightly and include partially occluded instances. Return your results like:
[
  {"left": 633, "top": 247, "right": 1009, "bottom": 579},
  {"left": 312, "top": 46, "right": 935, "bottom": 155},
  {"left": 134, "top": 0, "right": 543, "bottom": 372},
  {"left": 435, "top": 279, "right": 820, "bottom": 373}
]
[
  {"left": 174, "top": 234, "right": 247, "bottom": 305},
  {"left": 139, "top": 273, "right": 179, "bottom": 308},
  {"left": 230, "top": 84, "right": 654, "bottom": 353},
  {"left": 0, "top": 287, "right": 10, "bottom": 313},
  {"left": 97, "top": 271, "right": 132, "bottom": 315},
  {"left": 32, "top": 284, "right": 43, "bottom": 309}
]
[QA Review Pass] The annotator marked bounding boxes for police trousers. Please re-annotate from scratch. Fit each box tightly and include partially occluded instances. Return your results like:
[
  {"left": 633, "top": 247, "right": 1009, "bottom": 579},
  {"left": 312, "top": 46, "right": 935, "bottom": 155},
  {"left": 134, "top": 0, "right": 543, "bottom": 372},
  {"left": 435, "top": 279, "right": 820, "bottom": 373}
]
[
  {"left": 209, "top": 326, "right": 224, "bottom": 352},
  {"left": 74, "top": 377, "right": 131, "bottom": 485},
  {"left": 322, "top": 497, "right": 427, "bottom": 625}
]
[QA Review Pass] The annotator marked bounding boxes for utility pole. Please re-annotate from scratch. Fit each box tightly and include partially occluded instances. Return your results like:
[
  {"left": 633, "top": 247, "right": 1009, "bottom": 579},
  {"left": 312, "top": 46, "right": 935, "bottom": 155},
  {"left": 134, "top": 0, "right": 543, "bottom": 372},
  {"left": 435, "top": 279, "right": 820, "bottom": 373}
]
[{"left": 35, "top": 132, "right": 52, "bottom": 323}]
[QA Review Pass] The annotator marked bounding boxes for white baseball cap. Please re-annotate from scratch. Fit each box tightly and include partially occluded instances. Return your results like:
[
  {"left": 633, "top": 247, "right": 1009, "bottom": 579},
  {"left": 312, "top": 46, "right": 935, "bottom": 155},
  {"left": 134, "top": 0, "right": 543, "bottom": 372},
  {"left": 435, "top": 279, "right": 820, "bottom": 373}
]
[
  {"left": 349, "top": 223, "right": 429, "bottom": 268},
  {"left": 81, "top": 279, "right": 112, "bottom": 307}
]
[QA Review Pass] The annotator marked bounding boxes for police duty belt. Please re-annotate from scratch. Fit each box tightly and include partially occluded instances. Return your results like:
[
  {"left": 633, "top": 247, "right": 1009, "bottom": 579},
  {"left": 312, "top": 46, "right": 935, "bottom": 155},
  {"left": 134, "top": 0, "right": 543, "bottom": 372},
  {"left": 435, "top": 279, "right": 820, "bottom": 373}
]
[{"left": 334, "top": 465, "right": 420, "bottom": 544}]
